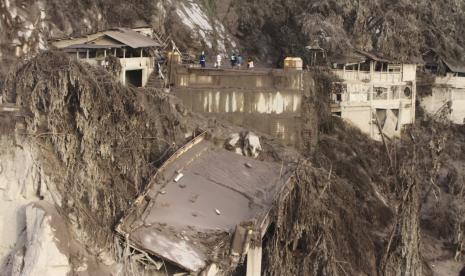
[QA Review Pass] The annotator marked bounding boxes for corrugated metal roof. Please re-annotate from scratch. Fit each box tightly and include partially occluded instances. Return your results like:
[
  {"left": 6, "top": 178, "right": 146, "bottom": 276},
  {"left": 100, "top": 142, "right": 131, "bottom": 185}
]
[
  {"left": 442, "top": 59, "right": 465, "bottom": 74},
  {"left": 104, "top": 28, "right": 160, "bottom": 49},
  {"left": 355, "top": 50, "right": 392, "bottom": 63},
  {"left": 424, "top": 49, "right": 465, "bottom": 73},
  {"left": 64, "top": 44, "right": 125, "bottom": 49}
]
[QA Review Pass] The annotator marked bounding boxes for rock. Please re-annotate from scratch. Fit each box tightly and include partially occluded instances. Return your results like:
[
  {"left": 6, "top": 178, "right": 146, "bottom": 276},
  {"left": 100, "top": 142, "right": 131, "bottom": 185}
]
[
  {"left": 243, "top": 132, "right": 262, "bottom": 158},
  {"left": 14, "top": 204, "right": 71, "bottom": 276},
  {"left": 225, "top": 133, "right": 241, "bottom": 151}
]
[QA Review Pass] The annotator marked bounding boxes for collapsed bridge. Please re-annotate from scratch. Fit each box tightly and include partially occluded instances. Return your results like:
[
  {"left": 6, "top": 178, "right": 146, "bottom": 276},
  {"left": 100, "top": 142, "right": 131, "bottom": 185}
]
[{"left": 117, "top": 132, "right": 294, "bottom": 275}]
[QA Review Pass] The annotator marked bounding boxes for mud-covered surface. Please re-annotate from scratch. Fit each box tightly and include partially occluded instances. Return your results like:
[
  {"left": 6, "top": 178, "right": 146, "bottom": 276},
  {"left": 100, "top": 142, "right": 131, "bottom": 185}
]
[{"left": 119, "top": 136, "right": 292, "bottom": 273}]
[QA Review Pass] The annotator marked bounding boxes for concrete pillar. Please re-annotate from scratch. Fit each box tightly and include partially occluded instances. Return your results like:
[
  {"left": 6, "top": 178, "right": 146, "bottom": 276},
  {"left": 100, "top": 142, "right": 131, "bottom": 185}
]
[
  {"left": 76, "top": 51, "right": 79, "bottom": 60},
  {"left": 86, "top": 49, "right": 89, "bottom": 59},
  {"left": 104, "top": 49, "right": 107, "bottom": 57},
  {"left": 370, "top": 61, "right": 374, "bottom": 81},
  {"left": 246, "top": 245, "right": 262, "bottom": 276},
  {"left": 121, "top": 70, "right": 126, "bottom": 85},
  {"left": 123, "top": 48, "right": 126, "bottom": 59}
]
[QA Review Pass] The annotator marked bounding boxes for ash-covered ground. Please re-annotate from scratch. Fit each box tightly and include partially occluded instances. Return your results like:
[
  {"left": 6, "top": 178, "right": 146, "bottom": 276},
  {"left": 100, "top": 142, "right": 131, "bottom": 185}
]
[{"left": 1, "top": 51, "right": 465, "bottom": 276}]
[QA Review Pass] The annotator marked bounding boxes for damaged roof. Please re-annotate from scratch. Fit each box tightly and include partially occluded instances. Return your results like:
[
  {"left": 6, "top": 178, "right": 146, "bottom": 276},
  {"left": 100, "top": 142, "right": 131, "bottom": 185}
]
[
  {"left": 103, "top": 28, "right": 159, "bottom": 48},
  {"left": 51, "top": 28, "right": 160, "bottom": 49},
  {"left": 331, "top": 49, "right": 393, "bottom": 64},
  {"left": 116, "top": 134, "right": 291, "bottom": 273},
  {"left": 423, "top": 49, "right": 465, "bottom": 73}
]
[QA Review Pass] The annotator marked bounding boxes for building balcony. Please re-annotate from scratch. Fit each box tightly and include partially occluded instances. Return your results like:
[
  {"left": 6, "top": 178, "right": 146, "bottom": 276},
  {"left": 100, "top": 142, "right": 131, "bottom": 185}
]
[{"left": 332, "top": 69, "right": 402, "bottom": 83}]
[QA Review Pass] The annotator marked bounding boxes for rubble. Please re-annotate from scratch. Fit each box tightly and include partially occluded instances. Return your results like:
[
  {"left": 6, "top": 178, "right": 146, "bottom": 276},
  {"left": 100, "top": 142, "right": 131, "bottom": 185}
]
[{"left": 224, "top": 132, "right": 263, "bottom": 158}]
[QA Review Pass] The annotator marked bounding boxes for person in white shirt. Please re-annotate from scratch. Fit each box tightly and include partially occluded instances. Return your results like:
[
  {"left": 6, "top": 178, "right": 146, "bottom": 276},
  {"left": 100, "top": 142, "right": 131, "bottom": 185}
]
[{"left": 215, "top": 54, "right": 222, "bottom": 68}]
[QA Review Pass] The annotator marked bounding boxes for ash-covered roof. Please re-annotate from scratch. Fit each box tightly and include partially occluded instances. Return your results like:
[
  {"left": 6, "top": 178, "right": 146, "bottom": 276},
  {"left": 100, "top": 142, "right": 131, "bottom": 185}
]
[
  {"left": 423, "top": 49, "right": 465, "bottom": 73},
  {"left": 51, "top": 27, "right": 160, "bottom": 49},
  {"left": 64, "top": 44, "right": 125, "bottom": 49},
  {"left": 441, "top": 58, "right": 465, "bottom": 74},
  {"left": 331, "top": 49, "right": 393, "bottom": 64},
  {"left": 104, "top": 28, "right": 159, "bottom": 48},
  {"left": 117, "top": 134, "right": 291, "bottom": 273}
]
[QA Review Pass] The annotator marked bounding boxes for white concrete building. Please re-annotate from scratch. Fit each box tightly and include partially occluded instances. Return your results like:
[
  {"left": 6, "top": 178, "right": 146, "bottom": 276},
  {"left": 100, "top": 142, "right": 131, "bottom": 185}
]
[
  {"left": 50, "top": 28, "right": 160, "bottom": 87},
  {"left": 330, "top": 50, "right": 417, "bottom": 140},
  {"left": 420, "top": 49, "right": 465, "bottom": 124}
]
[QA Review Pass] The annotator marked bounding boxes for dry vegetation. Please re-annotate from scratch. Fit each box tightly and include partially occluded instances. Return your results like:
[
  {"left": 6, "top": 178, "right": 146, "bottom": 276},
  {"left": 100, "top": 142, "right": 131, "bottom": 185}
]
[{"left": 223, "top": 0, "right": 465, "bottom": 64}]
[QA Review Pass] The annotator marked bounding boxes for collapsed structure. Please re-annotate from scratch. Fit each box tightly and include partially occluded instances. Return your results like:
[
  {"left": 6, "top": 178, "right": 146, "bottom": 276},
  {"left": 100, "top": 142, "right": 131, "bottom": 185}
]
[
  {"left": 329, "top": 50, "right": 417, "bottom": 140},
  {"left": 50, "top": 27, "right": 161, "bottom": 87},
  {"left": 420, "top": 49, "right": 465, "bottom": 124},
  {"left": 117, "top": 133, "right": 292, "bottom": 275}
]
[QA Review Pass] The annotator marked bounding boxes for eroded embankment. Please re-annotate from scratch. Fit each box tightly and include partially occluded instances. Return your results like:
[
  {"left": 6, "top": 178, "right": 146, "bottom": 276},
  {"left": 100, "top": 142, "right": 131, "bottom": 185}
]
[
  {"left": 2, "top": 51, "right": 196, "bottom": 255},
  {"left": 262, "top": 106, "right": 465, "bottom": 276}
]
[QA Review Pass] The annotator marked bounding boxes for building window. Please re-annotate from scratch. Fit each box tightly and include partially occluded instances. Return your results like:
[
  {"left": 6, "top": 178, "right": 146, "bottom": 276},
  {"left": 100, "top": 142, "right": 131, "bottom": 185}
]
[
  {"left": 404, "top": 87, "right": 412, "bottom": 98},
  {"left": 374, "top": 87, "right": 388, "bottom": 100}
]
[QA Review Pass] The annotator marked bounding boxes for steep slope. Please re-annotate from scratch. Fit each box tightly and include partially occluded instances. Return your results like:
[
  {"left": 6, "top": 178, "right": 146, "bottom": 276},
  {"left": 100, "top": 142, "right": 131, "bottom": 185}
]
[{"left": 219, "top": 0, "right": 465, "bottom": 65}]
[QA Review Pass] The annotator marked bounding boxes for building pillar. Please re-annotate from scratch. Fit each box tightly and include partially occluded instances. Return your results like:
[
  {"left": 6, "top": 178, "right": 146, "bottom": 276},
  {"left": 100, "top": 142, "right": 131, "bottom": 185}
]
[
  {"left": 104, "top": 49, "right": 107, "bottom": 57},
  {"left": 123, "top": 48, "right": 126, "bottom": 59},
  {"left": 370, "top": 61, "right": 374, "bottom": 81},
  {"left": 246, "top": 245, "right": 262, "bottom": 276},
  {"left": 86, "top": 49, "right": 89, "bottom": 59},
  {"left": 76, "top": 51, "right": 79, "bottom": 60}
]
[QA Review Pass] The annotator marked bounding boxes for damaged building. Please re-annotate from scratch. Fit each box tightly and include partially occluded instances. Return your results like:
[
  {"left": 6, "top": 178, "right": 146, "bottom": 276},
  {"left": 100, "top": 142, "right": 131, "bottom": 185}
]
[
  {"left": 116, "top": 132, "right": 292, "bottom": 275},
  {"left": 420, "top": 49, "right": 465, "bottom": 124},
  {"left": 330, "top": 50, "right": 417, "bottom": 140},
  {"left": 50, "top": 27, "right": 160, "bottom": 87}
]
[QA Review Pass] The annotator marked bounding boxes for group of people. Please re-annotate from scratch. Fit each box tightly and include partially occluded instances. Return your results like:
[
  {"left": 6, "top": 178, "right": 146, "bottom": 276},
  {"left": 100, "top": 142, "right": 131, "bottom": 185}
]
[{"left": 199, "top": 52, "right": 254, "bottom": 69}]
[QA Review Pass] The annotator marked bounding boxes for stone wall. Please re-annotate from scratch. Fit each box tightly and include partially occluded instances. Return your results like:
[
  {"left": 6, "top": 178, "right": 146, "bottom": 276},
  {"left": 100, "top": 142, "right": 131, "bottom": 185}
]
[{"left": 171, "top": 66, "right": 315, "bottom": 148}]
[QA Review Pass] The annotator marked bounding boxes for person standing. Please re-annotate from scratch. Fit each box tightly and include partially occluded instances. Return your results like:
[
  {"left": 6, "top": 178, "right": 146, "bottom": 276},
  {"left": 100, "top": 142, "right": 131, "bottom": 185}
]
[
  {"left": 230, "top": 53, "right": 237, "bottom": 68},
  {"left": 237, "top": 54, "right": 243, "bottom": 68},
  {"left": 247, "top": 56, "right": 254, "bottom": 69},
  {"left": 215, "top": 53, "right": 222, "bottom": 68},
  {"left": 200, "top": 51, "right": 206, "bottom": 68}
]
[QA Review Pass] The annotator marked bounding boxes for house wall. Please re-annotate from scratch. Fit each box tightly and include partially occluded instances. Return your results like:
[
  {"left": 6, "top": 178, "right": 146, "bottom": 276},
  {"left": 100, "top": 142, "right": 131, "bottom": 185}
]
[
  {"left": 120, "top": 57, "right": 155, "bottom": 87},
  {"left": 340, "top": 105, "right": 373, "bottom": 136},
  {"left": 171, "top": 66, "right": 310, "bottom": 147},
  {"left": 78, "top": 56, "right": 154, "bottom": 87},
  {"left": 451, "top": 90, "right": 465, "bottom": 124},
  {"left": 420, "top": 76, "right": 465, "bottom": 124}
]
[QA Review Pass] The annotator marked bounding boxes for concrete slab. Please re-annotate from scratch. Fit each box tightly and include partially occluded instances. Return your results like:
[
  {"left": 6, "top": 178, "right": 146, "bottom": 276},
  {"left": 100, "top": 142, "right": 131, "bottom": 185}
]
[{"left": 117, "top": 134, "right": 291, "bottom": 273}]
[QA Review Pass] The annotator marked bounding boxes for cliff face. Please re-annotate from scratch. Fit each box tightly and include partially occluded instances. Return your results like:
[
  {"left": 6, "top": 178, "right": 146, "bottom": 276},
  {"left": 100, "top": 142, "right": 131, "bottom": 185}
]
[
  {"left": 219, "top": 0, "right": 465, "bottom": 64},
  {"left": 2, "top": 0, "right": 465, "bottom": 72}
]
